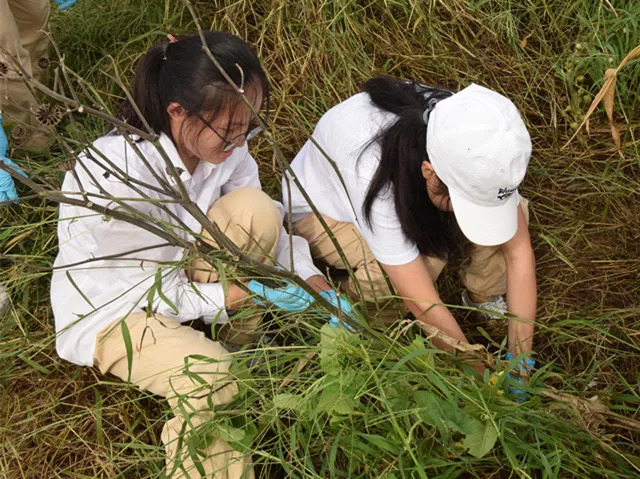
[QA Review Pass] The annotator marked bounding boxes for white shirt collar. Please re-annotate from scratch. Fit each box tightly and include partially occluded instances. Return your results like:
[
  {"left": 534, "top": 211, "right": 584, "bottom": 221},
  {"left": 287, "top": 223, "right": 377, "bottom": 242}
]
[
  {"left": 156, "top": 132, "right": 218, "bottom": 186},
  {"left": 158, "top": 132, "right": 191, "bottom": 181}
]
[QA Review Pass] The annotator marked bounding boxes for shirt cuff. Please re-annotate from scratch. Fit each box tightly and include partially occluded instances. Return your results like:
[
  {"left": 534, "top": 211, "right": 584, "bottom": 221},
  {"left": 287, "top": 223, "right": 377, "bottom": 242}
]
[
  {"left": 295, "top": 263, "right": 324, "bottom": 281},
  {"left": 192, "top": 282, "right": 229, "bottom": 324}
]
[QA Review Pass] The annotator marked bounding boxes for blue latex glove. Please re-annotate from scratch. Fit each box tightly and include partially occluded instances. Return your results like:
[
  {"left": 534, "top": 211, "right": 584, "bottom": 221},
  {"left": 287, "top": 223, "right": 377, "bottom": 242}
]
[
  {"left": 247, "top": 279, "right": 314, "bottom": 312},
  {"left": 0, "top": 115, "right": 8, "bottom": 155},
  {"left": 55, "top": 0, "right": 77, "bottom": 10},
  {"left": 319, "top": 289, "right": 356, "bottom": 331},
  {"left": 0, "top": 158, "right": 22, "bottom": 202},
  {"left": 0, "top": 116, "right": 26, "bottom": 203},
  {"left": 505, "top": 352, "right": 536, "bottom": 403}
]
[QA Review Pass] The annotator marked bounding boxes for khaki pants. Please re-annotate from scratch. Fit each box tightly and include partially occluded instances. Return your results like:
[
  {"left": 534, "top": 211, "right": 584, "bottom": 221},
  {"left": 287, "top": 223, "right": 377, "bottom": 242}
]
[
  {"left": 0, "top": 0, "right": 50, "bottom": 146},
  {"left": 93, "top": 188, "right": 282, "bottom": 478},
  {"left": 293, "top": 199, "right": 530, "bottom": 321}
]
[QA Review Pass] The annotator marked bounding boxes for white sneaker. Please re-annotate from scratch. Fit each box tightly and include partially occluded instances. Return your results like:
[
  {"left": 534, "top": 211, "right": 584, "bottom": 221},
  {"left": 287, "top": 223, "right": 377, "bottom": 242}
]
[
  {"left": 0, "top": 283, "right": 9, "bottom": 318},
  {"left": 461, "top": 290, "right": 507, "bottom": 320}
]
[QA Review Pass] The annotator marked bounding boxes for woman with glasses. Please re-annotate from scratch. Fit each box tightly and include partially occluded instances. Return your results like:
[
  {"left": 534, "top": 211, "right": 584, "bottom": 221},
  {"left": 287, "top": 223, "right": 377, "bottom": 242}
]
[
  {"left": 51, "top": 32, "right": 349, "bottom": 478},
  {"left": 283, "top": 76, "right": 537, "bottom": 385}
]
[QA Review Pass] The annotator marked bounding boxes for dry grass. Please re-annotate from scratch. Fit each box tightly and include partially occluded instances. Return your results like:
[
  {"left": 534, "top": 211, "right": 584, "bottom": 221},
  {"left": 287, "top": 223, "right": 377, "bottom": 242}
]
[{"left": 0, "top": 0, "right": 639, "bottom": 477}]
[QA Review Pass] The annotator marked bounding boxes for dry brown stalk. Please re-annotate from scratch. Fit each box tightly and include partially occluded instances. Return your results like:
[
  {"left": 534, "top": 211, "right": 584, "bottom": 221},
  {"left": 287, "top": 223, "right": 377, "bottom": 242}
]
[
  {"left": 540, "top": 389, "right": 640, "bottom": 433},
  {"left": 564, "top": 43, "right": 640, "bottom": 155}
]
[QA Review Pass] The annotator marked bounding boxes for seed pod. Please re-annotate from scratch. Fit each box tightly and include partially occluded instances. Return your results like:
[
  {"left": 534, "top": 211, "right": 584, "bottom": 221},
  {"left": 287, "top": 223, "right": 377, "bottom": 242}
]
[
  {"left": 0, "top": 61, "right": 8, "bottom": 77},
  {"left": 10, "top": 125, "right": 26, "bottom": 146},
  {"left": 36, "top": 56, "right": 51, "bottom": 71},
  {"left": 36, "top": 103, "right": 65, "bottom": 126},
  {"left": 58, "top": 158, "right": 76, "bottom": 172}
]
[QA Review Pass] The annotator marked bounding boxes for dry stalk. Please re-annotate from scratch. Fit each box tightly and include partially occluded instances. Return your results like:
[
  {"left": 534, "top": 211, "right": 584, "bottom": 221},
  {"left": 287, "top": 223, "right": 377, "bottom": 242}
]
[{"left": 564, "top": 43, "right": 640, "bottom": 155}]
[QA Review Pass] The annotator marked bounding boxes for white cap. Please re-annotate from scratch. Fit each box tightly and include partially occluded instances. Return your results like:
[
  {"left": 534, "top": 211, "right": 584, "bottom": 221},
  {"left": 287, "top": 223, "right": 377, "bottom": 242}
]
[{"left": 426, "top": 84, "right": 531, "bottom": 246}]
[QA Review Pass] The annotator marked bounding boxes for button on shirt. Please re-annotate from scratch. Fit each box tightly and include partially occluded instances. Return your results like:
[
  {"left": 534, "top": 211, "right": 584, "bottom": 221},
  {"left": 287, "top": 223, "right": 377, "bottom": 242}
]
[{"left": 52, "top": 132, "right": 321, "bottom": 366}]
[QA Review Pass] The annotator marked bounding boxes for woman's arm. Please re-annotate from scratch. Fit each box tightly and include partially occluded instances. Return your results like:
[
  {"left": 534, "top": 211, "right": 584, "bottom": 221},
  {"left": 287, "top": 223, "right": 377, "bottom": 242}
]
[
  {"left": 502, "top": 204, "right": 537, "bottom": 356},
  {"left": 382, "top": 257, "right": 470, "bottom": 352}
]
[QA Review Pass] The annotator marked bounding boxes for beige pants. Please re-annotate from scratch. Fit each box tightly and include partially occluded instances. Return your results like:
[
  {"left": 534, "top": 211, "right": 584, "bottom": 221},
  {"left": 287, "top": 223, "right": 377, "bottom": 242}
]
[
  {"left": 0, "top": 0, "right": 50, "bottom": 146},
  {"left": 93, "top": 188, "right": 282, "bottom": 479},
  {"left": 189, "top": 187, "right": 282, "bottom": 344},
  {"left": 293, "top": 199, "right": 530, "bottom": 319}
]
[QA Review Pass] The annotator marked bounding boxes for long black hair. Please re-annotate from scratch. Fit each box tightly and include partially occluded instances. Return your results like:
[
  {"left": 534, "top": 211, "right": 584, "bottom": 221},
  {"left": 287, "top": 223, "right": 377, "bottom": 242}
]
[
  {"left": 361, "top": 76, "right": 462, "bottom": 260},
  {"left": 117, "top": 31, "right": 269, "bottom": 142}
]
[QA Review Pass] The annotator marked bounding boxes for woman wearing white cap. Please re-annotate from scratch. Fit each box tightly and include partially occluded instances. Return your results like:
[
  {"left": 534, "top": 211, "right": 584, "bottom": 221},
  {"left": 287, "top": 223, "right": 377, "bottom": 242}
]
[{"left": 283, "top": 76, "right": 536, "bottom": 370}]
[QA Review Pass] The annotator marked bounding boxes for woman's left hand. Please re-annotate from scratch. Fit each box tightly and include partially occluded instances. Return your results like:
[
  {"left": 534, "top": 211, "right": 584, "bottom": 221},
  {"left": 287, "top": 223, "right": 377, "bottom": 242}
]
[
  {"left": 302, "top": 275, "right": 357, "bottom": 330},
  {"left": 319, "top": 289, "right": 356, "bottom": 331},
  {"left": 247, "top": 279, "right": 314, "bottom": 312}
]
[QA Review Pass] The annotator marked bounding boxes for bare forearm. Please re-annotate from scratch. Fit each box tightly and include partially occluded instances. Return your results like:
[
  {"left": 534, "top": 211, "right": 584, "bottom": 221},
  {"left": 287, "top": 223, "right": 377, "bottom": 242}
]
[
  {"left": 225, "top": 283, "right": 253, "bottom": 309},
  {"left": 506, "top": 253, "right": 537, "bottom": 355},
  {"left": 406, "top": 299, "right": 470, "bottom": 352},
  {"left": 382, "top": 257, "right": 470, "bottom": 352},
  {"left": 305, "top": 274, "right": 332, "bottom": 292}
]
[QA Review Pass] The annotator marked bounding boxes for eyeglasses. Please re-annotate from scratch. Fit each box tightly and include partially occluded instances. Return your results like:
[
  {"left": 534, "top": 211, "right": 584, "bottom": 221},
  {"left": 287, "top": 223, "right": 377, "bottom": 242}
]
[{"left": 192, "top": 111, "right": 264, "bottom": 152}]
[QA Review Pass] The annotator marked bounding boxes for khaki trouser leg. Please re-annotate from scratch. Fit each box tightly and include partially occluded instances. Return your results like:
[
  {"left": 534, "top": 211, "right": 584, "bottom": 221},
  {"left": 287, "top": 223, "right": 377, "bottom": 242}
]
[
  {"left": 0, "top": 0, "right": 50, "bottom": 125},
  {"left": 94, "top": 313, "right": 253, "bottom": 479},
  {"left": 293, "top": 213, "right": 447, "bottom": 325},
  {"left": 92, "top": 188, "right": 283, "bottom": 478},
  {"left": 293, "top": 213, "right": 391, "bottom": 301},
  {"left": 7, "top": 0, "right": 50, "bottom": 75},
  {"left": 459, "top": 198, "right": 531, "bottom": 298},
  {"left": 189, "top": 187, "right": 283, "bottom": 344}
]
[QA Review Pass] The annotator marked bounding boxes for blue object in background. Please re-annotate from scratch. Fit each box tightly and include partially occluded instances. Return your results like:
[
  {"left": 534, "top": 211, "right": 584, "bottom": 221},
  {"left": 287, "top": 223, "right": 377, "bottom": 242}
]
[
  {"left": 55, "top": 0, "right": 77, "bottom": 10},
  {"left": 1, "top": 115, "right": 19, "bottom": 203}
]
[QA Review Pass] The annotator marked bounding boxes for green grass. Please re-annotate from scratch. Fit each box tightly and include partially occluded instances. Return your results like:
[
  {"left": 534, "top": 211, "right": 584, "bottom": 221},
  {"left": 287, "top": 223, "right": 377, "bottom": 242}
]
[{"left": 1, "top": 0, "right": 639, "bottom": 477}]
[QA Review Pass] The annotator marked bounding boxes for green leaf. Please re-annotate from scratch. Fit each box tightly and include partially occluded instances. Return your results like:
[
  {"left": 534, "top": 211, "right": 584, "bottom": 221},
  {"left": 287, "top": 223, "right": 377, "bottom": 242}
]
[
  {"left": 213, "top": 423, "right": 245, "bottom": 443},
  {"left": 357, "top": 433, "right": 401, "bottom": 455},
  {"left": 415, "top": 390, "right": 479, "bottom": 437},
  {"left": 155, "top": 269, "right": 178, "bottom": 314},
  {"left": 229, "top": 418, "right": 258, "bottom": 453},
  {"left": 319, "top": 323, "right": 360, "bottom": 376},
  {"left": 463, "top": 421, "right": 499, "bottom": 458},
  {"left": 391, "top": 340, "right": 435, "bottom": 372},
  {"left": 328, "top": 429, "right": 344, "bottom": 478},
  {"left": 146, "top": 281, "right": 156, "bottom": 313},
  {"left": 120, "top": 320, "right": 134, "bottom": 383},
  {"left": 66, "top": 271, "right": 94, "bottom": 308},
  {"left": 274, "top": 393, "right": 306, "bottom": 412},
  {"left": 317, "top": 381, "right": 357, "bottom": 416},
  {"left": 185, "top": 439, "right": 207, "bottom": 477},
  {"left": 387, "top": 382, "right": 411, "bottom": 412},
  {"left": 18, "top": 354, "right": 51, "bottom": 375}
]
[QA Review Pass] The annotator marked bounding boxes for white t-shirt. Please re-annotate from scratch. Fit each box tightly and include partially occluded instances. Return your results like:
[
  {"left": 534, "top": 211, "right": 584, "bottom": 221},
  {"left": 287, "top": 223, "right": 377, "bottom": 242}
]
[
  {"left": 283, "top": 92, "right": 420, "bottom": 266},
  {"left": 52, "top": 132, "right": 321, "bottom": 367}
]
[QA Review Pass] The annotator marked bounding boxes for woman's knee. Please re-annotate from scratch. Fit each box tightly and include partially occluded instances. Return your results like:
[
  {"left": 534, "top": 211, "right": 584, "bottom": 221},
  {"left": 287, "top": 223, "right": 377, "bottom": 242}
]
[
  {"left": 15, "top": 1, "right": 50, "bottom": 32},
  {"left": 208, "top": 187, "right": 283, "bottom": 257},
  {"left": 227, "top": 187, "right": 282, "bottom": 228},
  {"left": 166, "top": 340, "right": 239, "bottom": 410}
]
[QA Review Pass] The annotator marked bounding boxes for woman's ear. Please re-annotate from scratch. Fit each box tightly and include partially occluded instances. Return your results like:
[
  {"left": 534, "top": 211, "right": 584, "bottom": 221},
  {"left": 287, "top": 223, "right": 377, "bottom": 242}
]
[
  {"left": 421, "top": 160, "right": 435, "bottom": 180},
  {"left": 166, "top": 102, "right": 187, "bottom": 121}
]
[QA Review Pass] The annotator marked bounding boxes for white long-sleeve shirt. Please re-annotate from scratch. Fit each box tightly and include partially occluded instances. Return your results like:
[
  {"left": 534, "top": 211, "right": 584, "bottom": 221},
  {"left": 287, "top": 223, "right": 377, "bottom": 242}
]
[
  {"left": 283, "top": 92, "right": 420, "bottom": 266},
  {"left": 51, "top": 132, "right": 321, "bottom": 367}
]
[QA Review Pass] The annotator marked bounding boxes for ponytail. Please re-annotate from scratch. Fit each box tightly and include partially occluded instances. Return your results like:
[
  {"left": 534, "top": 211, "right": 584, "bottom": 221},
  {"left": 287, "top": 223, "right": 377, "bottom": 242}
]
[
  {"left": 360, "top": 76, "right": 461, "bottom": 259},
  {"left": 117, "top": 43, "right": 170, "bottom": 135}
]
